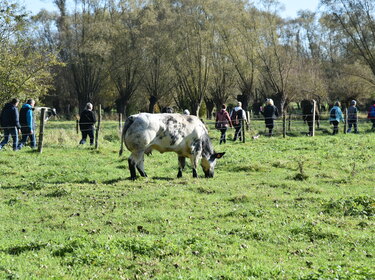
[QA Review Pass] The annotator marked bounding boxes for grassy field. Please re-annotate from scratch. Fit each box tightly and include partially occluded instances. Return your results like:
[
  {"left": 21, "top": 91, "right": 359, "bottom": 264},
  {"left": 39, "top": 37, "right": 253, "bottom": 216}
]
[{"left": 0, "top": 120, "right": 374, "bottom": 279}]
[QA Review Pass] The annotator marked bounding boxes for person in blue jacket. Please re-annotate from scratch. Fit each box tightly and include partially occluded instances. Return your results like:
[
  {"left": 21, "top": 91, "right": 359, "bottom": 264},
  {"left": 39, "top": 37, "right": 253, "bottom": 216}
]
[
  {"left": 18, "top": 99, "right": 36, "bottom": 150},
  {"left": 329, "top": 101, "right": 344, "bottom": 135},
  {"left": 0, "top": 98, "right": 21, "bottom": 150}
]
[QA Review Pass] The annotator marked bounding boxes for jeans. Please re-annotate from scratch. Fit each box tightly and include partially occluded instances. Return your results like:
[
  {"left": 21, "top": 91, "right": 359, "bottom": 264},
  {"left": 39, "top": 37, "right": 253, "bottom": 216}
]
[
  {"left": 0, "top": 127, "right": 19, "bottom": 150},
  {"left": 18, "top": 128, "right": 36, "bottom": 149},
  {"left": 347, "top": 121, "right": 358, "bottom": 133},
  {"left": 80, "top": 129, "right": 94, "bottom": 145},
  {"left": 233, "top": 125, "right": 242, "bottom": 141},
  {"left": 331, "top": 121, "right": 339, "bottom": 135},
  {"left": 219, "top": 127, "right": 228, "bottom": 144}
]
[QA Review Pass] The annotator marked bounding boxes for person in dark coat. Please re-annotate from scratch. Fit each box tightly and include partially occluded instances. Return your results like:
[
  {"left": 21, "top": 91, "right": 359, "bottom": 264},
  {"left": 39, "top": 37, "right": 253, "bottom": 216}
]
[
  {"left": 260, "top": 98, "right": 279, "bottom": 136},
  {"left": 347, "top": 100, "right": 358, "bottom": 133},
  {"left": 0, "top": 98, "right": 21, "bottom": 150},
  {"left": 367, "top": 101, "right": 375, "bottom": 130},
  {"left": 18, "top": 99, "right": 37, "bottom": 149},
  {"left": 79, "top": 102, "right": 96, "bottom": 145}
]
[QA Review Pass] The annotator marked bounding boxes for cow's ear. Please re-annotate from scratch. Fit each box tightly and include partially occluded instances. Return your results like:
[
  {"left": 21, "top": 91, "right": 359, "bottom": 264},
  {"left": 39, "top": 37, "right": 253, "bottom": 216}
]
[{"left": 215, "top": 152, "right": 225, "bottom": 159}]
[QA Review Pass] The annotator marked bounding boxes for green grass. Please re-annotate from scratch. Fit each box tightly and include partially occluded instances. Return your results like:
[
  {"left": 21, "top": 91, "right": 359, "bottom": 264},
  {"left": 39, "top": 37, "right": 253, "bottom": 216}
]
[{"left": 0, "top": 120, "right": 374, "bottom": 279}]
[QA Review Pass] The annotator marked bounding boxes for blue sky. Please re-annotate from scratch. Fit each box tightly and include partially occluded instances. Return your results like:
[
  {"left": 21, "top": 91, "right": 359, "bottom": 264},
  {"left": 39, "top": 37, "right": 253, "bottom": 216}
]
[{"left": 22, "top": 0, "right": 320, "bottom": 18}]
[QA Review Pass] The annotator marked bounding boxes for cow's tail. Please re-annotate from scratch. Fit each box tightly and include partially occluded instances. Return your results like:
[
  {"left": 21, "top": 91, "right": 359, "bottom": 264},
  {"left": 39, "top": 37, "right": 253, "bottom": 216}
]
[{"left": 119, "top": 116, "right": 135, "bottom": 156}]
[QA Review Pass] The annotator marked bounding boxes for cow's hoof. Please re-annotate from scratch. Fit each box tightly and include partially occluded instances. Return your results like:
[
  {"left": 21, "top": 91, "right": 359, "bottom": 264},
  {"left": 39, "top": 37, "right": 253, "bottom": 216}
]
[{"left": 130, "top": 176, "right": 137, "bottom": 181}]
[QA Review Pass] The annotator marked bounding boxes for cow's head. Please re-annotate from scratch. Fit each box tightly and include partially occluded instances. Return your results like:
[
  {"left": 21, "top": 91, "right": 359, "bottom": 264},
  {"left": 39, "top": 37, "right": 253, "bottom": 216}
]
[{"left": 201, "top": 152, "right": 225, "bottom": 178}]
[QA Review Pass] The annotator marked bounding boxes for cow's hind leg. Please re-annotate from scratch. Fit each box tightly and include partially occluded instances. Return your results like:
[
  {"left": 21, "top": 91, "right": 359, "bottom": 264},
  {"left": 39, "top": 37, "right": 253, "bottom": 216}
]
[
  {"left": 128, "top": 151, "right": 145, "bottom": 180},
  {"left": 128, "top": 157, "right": 137, "bottom": 180},
  {"left": 136, "top": 153, "right": 147, "bottom": 178},
  {"left": 177, "top": 156, "right": 186, "bottom": 178}
]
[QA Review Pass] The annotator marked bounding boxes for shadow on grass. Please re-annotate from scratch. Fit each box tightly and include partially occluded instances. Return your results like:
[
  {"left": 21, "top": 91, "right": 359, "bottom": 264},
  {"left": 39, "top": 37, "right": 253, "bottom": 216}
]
[
  {"left": 2, "top": 243, "right": 48, "bottom": 255},
  {"left": 102, "top": 178, "right": 124, "bottom": 184},
  {"left": 151, "top": 176, "right": 174, "bottom": 181}
]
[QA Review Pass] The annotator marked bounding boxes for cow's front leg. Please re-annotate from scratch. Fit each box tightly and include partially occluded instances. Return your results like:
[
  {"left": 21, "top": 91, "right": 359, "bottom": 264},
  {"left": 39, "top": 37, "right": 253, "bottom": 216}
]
[
  {"left": 190, "top": 156, "right": 199, "bottom": 178},
  {"left": 177, "top": 156, "right": 186, "bottom": 178}
]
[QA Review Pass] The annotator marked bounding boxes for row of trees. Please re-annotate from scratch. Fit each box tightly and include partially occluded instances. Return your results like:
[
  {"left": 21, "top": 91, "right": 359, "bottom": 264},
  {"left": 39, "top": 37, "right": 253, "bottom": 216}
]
[{"left": 1, "top": 0, "right": 375, "bottom": 117}]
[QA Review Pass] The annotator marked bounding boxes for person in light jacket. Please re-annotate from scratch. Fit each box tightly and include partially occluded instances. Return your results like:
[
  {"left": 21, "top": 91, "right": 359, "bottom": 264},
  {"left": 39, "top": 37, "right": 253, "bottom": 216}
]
[
  {"left": 230, "top": 101, "right": 247, "bottom": 141},
  {"left": 18, "top": 99, "right": 37, "bottom": 149},
  {"left": 329, "top": 101, "right": 344, "bottom": 135}
]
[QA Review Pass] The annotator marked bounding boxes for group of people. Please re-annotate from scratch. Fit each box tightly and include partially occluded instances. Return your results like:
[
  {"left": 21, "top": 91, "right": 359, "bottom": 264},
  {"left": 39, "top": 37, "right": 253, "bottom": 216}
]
[
  {"left": 0, "top": 99, "right": 96, "bottom": 151},
  {"left": 0, "top": 98, "right": 37, "bottom": 151},
  {"left": 329, "top": 100, "right": 375, "bottom": 135},
  {"left": 215, "top": 99, "right": 375, "bottom": 143},
  {"left": 215, "top": 99, "right": 279, "bottom": 144}
]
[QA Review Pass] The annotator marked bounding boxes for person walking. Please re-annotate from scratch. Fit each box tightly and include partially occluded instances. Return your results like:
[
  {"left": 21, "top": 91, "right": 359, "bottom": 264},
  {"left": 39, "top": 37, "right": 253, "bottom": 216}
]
[
  {"left": 79, "top": 102, "right": 96, "bottom": 145},
  {"left": 347, "top": 100, "right": 358, "bottom": 133},
  {"left": 0, "top": 98, "right": 21, "bottom": 150},
  {"left": 260, "top": 98, "right": 279, "bottom": 136},
  {"left": 215, "top": 104, "right": 232, "bottom": 144},
  {"left": 329, "top": 101, "right": 344, "bottom": 135},
  {"left": 18, "top": 99, "right": 37, "bottom": 149},
  {"left": 230, "top": 101, "right": 247, "bottom": 141},
  {"left": 367, "top": 101, "right": 375, "bottom": 130}
]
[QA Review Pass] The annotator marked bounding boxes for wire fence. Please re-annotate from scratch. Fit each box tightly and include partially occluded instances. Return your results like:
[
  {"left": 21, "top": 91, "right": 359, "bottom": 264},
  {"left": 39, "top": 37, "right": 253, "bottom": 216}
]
[{"left": 0, "top": 111, "right": 374, "bottom": 151}]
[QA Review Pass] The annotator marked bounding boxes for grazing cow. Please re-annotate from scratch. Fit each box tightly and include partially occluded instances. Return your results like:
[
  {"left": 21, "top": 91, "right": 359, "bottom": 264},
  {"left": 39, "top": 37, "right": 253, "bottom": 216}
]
[
  {"left": 119, "top": 113, "right": 225, "bottom": 180},
  {"left": 34, "top": 107, "right": 57, "bottom": 121},
  {"left": 301, "top": 100, "right": 319, "bottom": 136}
]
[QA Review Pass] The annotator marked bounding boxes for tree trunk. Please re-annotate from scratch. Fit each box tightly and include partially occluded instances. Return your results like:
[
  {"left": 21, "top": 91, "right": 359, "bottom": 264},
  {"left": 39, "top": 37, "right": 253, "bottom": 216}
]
[{"left": 148, "top": 95, "right": 158, "bottom": 113}]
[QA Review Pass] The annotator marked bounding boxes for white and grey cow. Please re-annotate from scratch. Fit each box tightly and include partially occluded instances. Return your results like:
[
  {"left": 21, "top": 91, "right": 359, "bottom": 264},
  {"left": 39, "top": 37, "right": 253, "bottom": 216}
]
[{"left": 119, "top": 113, "right": 225, "bottom": 180}]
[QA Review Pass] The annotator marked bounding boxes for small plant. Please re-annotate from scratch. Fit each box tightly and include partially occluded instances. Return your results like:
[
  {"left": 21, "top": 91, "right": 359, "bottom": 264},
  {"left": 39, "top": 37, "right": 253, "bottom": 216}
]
[{"left": 293, "top": 160, "right": 309, "bottom": 181}]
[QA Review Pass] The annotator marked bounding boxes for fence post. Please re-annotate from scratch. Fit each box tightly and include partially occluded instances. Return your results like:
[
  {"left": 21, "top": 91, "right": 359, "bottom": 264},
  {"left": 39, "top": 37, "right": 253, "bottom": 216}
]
[
  {"left": 312, "top": 100, "right": 316, "bottom": 137},
  {"left": 76, "top": 120, "right": 79, "bottom": 134},
  {"left": 118, "top": 113, "right": 122, "bottom": 131},
  {"left": 95, "top": 104, "right": 102, "bottom": 149},
  {"left": 344, "top": 108, "right": 348, "bottom": 134},
  {"left": 247, "top": 111, "right": 251, "bottom": 131},
  {"left": 242, "top": 119, "right": 246, "bottom": 143},
  {"left": 288, "top": 112, "right": 292, "bottom": 132},
  {"left": 283, "top": 112, "right": 286, "bottom": 138},
  {"left": 37, "top": 108, "right": 46, "bottom": 153}
]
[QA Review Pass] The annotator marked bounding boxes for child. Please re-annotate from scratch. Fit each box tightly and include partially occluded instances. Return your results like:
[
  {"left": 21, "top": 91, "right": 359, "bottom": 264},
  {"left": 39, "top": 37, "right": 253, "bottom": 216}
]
[{"left": 347, "top": 100, "right": 358, "bottom": 133}]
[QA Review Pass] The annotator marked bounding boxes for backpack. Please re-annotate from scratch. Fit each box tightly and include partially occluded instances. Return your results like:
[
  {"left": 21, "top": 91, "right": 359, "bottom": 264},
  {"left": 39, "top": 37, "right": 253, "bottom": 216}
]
[
  {"left": 369, "top": 106, "right": 375, "bottom": 118},
  {"left": 330, "top": 107, "right": 337, "bottom": 119},
  {"left": 216, "top": 111, "right": 228, "bottom": 129},
  {"left": 231, "top": 109, "right": 243, "bottom": 125}
]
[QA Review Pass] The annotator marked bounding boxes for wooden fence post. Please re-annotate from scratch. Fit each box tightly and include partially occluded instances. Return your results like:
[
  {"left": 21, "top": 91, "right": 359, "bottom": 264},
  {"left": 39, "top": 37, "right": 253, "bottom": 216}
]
[
  {"left": 118, "top": 113, "right": 122, "bottom": 131},
  {"left": 242, "top": 119, "right": 246, "bottom": 143},
  {"left": 38, "top": 108, "right": 46, "bottom": 153},
  {"left": 283, "top": 112, "right": 286, "bottom": 138},
  {"left": 247, "top": 111, "right": 251, "bottom": 131},
  {"left": 288, "top": 112, "right": 292, "bottom": 132},
  {"left": 95, "top": 104, "right": 102, "bottom": 149},
  {"left": 312, "top": 100, "right": 316, "bottom": 137},
  {"left": 344, "top": 108, "right": 348, "bottom": 134}
]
